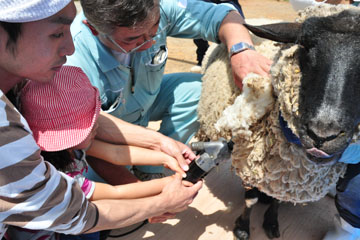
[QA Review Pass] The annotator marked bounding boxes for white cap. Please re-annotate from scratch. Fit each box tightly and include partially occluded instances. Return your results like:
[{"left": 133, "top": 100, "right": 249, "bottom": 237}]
[{"left": 0, "top": 0, "right": 72, "bottom": 23}]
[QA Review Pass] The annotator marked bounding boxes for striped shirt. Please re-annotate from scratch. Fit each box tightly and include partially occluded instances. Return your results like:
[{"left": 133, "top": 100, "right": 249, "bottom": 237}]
[{"left": 0, "top": 90, "right": 98, "bottom": 238}]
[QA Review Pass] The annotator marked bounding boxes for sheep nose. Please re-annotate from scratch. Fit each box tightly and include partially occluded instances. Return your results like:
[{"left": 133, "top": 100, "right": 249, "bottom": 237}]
[{"left": 306, "top": 120, "right": 343, "bottom": 148}]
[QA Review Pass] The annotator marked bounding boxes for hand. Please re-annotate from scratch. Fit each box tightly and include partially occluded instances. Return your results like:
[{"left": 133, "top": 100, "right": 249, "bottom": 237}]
[
  {"left": 160, "top": 174, "right": 203, "bottom": 213},
  {"left": 157, "top": 135, "right": 197, "bottom": 172},
  {"left": 161, "top": 154, "right": 187, "bottom": 177},
  {"left": 230, "top": 49, "right": 272, "bottom": 89},
  {"left": 148, "top": 212, "right": 176, "bottom": 223}
]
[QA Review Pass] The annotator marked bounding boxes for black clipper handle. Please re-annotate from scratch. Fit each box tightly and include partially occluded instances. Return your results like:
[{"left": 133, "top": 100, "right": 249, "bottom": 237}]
[{"left": 183, "top": 161, "right": 207, "bottom": 184}]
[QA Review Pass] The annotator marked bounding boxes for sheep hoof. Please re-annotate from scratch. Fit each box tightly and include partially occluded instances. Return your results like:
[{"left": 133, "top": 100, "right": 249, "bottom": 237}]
[
  {"left": 233, "top": 217, "right": 250, "bottom": 240},
  {"left": 262, "top": 222, "right": 280, "bottom": 239},
  {"left": 233, "top": 228, "right": 249, "bottom": 240}
]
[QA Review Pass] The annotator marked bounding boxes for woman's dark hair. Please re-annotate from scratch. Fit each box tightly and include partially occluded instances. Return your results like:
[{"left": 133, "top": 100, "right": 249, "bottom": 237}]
[
  {"left": 41, "top": 150, "right": 74, "bottom": 172},
  {"left": 0, "top": 21, "right": 22, "bottom": 55}
]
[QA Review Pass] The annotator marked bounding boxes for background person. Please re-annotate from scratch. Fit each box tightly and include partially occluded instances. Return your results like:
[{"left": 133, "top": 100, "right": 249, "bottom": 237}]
[
  {"left": 66, "top": 0, "right": 272, "bottom": 181},
  {"left": 352, "top": 0, "right": 360, "bottom": 6},
  {"left": 290, "top": 0, "right": 354, "bottom": 11},
  {"left": 0, "top": 0, "right": 202, "bottom": 238}
]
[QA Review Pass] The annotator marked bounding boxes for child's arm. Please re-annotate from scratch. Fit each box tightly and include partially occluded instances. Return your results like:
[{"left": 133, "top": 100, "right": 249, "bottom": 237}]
[
  {"left": 86, "top": 139, "right": 186, "bottom": 176},
  {"left": 89, "top": 175, "right": 175, "bottom": 201}
]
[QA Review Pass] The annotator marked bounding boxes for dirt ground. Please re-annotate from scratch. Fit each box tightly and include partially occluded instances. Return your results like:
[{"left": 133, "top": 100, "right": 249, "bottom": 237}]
[{"left": 164, "top": 0, "right": 298, "bottom": 74}]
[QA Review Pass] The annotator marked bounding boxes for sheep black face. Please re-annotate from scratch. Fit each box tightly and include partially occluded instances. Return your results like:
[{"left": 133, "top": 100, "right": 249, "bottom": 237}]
[{"left": 245, "top": 10, "right": 360, "bottom": 165}]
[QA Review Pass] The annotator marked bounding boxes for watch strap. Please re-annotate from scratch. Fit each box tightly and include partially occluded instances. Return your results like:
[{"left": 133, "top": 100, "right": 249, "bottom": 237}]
[{"left": 229, "top": 42, "right": 255, "bottom": 58}]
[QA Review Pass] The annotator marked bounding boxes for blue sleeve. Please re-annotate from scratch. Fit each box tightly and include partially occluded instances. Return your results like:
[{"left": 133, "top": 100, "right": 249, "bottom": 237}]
[
  {"left": 162, "top": 0, "right": 236, "bottom": 43},
  {"left": 339, "top": 142, "right": 360, "bottom": 164}
]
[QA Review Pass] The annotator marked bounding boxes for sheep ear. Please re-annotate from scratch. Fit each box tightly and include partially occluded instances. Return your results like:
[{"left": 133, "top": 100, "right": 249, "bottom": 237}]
[{"left": 244, "top": 22, "right": 302, "bottom": 44}]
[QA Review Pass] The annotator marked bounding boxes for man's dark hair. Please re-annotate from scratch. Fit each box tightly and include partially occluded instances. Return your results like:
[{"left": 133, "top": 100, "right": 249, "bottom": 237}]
[
  {"left": 80, "top": 0, "right": 159, "bottom": 34},
  {"left": 0, "top": 21, "right": 22, "bottom": 54}
]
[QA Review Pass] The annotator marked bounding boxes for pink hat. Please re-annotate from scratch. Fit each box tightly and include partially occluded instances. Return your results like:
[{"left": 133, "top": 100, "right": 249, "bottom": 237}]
[{"left": 21, "top": 66, "right": 101, "bottom": 151}]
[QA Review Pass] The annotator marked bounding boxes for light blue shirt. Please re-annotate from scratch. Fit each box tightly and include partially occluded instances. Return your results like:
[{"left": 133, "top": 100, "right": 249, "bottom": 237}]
[
  {"left": 339, "top": 142, "right": 360, "bottom": 164},
  {"left": 66, "top": 0, "right": 235, "bottom": 125}
]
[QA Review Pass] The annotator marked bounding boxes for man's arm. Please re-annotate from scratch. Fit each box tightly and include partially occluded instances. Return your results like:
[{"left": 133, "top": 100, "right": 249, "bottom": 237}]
[
  {"left": 0, "top": 94, "right": 97, "bottom": 234},
  {"left": 90, "top": 176, "right": 174, "bottom": 200},
  {"left": 218, "top": 11, "right": 272, "bottom": 89},
  {"left": 0, "top": 95, "right": 202, "bottom": 234},
  {"left": 87, "top": 139, "right": 186, "bottom": 176},
  {"left": 87, "top": 174, "right": 202, "bottom": 232},
  {"left": 163, "top": 0, "right": 271, "bottom": 89},
  {"left": 95, "top": 111, "right": 196, "bottom": 171}
]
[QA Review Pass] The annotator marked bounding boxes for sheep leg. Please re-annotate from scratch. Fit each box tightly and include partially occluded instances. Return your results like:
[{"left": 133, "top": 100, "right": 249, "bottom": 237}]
[
  {"left": 233, "top": 188, "right": 259, "bottom": 240},
  {"left": 262, "top": 198, "right": 280, "bottom": 239}
]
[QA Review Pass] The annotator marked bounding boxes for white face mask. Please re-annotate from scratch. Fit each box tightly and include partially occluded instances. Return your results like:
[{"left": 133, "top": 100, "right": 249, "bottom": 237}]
[
  {"left": 103, "top": 5, "right": 170, "bottom": 54},
  {"left": 104, "top": 33, "right": 156, "bottom": 55},
  {"left": 104, "top": 21, "right": 170, "bottom": 55}
]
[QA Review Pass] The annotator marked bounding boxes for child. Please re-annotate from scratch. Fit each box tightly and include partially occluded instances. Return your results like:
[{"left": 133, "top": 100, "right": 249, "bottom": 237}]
[{"left": 15, "top": 66, "right": 190, "bottom": 240}]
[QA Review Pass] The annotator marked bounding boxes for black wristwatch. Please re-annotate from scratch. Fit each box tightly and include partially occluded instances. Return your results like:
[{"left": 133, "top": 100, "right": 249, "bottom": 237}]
[{"left": 229, "top": 42, "right": 255, "bottom": 58}]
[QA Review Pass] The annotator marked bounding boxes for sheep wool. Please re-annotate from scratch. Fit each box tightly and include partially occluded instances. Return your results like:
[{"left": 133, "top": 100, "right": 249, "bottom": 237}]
[{"left": 197, "top": 4, "right": 359, "bottom": 203}]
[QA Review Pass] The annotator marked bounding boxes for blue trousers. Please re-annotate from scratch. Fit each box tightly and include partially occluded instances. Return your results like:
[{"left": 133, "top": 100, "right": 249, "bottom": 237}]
[
  {"left": 336, "top": 162, "right": 360, "bottom": 228},
  {"left": 60, "top": 232, "right": 100, "bottom": 240}
]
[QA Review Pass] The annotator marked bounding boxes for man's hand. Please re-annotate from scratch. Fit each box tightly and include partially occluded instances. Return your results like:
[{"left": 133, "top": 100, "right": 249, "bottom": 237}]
[
  {"left": 230, "top": 49, "right": 272, "bottom": 89},
  {"left": 148, "top": 212, "right": 176, "bottom": 223},
  {"left": 154, "top": 135, "right": 197, "bottom": 172},
  {"left": 97, "top": 112, "right": 196, "bottom": 170},
  {"left": 149, "top": 174, "right": 203, "bottom": 223},
  {"left": 161, "top": 154, "right": 187, "bottom": 177},
  {"left": 160, "top": 174, "right": 203, "bottom": 213},
  {"left": 218, "top": 11, "right": 272, "bottom": 90}
]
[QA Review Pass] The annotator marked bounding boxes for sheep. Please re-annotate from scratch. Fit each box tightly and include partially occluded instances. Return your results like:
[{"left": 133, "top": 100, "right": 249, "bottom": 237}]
[{"left": 196, "top": 4, "right": 360, "bottom": 239}]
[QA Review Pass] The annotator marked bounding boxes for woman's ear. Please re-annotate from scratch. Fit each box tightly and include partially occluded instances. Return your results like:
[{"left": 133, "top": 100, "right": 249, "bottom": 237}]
[{"left": 83, "top": 20, "right": 99, "bottom": 36}]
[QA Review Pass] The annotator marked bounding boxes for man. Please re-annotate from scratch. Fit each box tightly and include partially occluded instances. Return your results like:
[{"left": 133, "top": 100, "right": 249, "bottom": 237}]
[
  {"left": 0, "top": 0, "right": 202, "bottom": 238},
  {"left": 67, "top": 0, "right": 272, "bottom": 179}
]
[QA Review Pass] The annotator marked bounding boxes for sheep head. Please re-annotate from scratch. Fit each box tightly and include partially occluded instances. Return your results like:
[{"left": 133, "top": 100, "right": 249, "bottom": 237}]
[{"left": 244, "top": 9, "right": 360, "bottom": 165}]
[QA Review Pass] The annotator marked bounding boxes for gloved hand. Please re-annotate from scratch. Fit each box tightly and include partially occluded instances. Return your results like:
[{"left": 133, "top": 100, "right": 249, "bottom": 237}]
[{"left": 339, "top": 142, "right": 360, "bottom": 164}]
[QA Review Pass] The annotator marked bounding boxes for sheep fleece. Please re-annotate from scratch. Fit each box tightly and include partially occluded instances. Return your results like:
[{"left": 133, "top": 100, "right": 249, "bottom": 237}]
[{"left": 196, "top": 5, "right": 360, "bottom": 203}]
